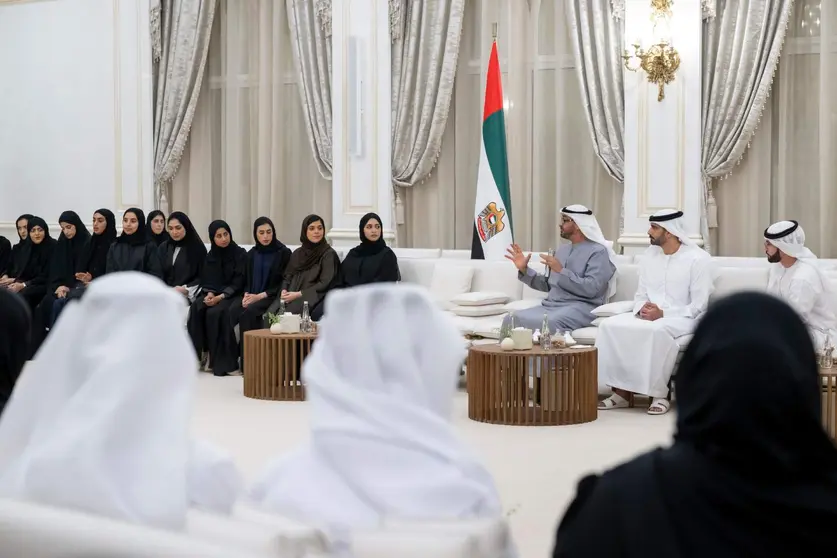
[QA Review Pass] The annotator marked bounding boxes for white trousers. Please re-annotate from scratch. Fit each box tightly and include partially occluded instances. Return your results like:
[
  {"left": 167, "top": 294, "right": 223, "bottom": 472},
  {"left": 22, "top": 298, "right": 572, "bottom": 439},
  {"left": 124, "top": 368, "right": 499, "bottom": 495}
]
[{"left": 596, "top": 313, "right": 695, "bottom": 399}]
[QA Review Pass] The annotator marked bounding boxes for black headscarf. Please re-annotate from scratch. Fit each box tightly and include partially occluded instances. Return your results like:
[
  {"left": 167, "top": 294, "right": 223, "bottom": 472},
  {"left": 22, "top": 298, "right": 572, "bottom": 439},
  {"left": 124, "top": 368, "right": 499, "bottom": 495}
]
[
  {"left": 341, "top": 213, "right": 399, "bottom": 287},
  {"left": 146, "top": 209, "right": 171, "bottom": 246},
  {"left": 82, "top": 208, "right": 117, "bottom": 278},
  {"left": 9, "top": 214, "right": 33, "bottom": 277},
  {"left": 0, "top": 289, "right": 31, "bottom": 415},
  {"left": 167, "top": 212, "right": 206, "bottom": 262},
  {"left": 17, "top": 216, "right": 56, "bottom": 282},
  {"left": 117, "top": 208, "right": 149, "bottom": 247},
  {"left": 49, "top": 211, "right": 92, "bottom": 289},
  {"left": 201, "top": 220, "right": 243, "bottom": 292},
  {"left": 553, "top": 292, "right": 837, "bottom": 558},
  {"left": 284, "top": 214, "right": 330, "bottom": 278},
  {"left": 252, "top": 216, "right": 286, "bottom": 254}
]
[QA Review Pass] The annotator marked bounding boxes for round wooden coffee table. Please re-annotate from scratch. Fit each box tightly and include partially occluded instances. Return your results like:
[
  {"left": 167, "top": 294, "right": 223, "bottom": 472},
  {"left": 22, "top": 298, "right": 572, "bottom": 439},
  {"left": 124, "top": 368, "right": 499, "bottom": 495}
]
[
  {"left": 821, "top": 365, "right": 837, "bottom": 442},
  {"left": 467, "top": 343, "right": 598, "bottom": 426},
  {"left": 243, "top": 330, "right": 316, "bottom": 401}
]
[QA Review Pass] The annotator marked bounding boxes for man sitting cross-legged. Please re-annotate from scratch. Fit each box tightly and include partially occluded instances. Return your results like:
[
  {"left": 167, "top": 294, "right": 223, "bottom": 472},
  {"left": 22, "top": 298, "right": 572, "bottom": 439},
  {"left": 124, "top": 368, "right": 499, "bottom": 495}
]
[
  {"left": 504, "top": 205, "right": 617, "bottom": 333},
  {"left": 596, "top": 209, "right": 713, "bottom": 415}
]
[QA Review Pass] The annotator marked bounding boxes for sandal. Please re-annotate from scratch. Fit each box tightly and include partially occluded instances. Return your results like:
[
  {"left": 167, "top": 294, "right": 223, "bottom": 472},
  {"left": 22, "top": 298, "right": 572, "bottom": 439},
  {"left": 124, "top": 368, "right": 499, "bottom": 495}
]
[
  {"left": 598, "top": 394, "right": 631, "bottom": 410},
  {"left": 647, "top": 398, "right": 671, "bottom": 415}
]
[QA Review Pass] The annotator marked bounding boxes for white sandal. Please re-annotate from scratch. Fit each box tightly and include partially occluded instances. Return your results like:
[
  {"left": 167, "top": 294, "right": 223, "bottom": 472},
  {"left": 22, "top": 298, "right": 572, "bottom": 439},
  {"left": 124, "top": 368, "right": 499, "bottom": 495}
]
[
  {"left": 598, "top": 394, "right": 630, "bottom": 410},
  {"left": 647, "top": 398, "right": 671, "bottom": 415}
]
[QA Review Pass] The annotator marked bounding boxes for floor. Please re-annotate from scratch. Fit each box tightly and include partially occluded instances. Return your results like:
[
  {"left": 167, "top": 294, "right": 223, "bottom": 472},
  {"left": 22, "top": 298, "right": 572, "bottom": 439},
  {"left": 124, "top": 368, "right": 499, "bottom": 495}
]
[{"left": 192, "top": 374, "right": 676, "bottom": 558}]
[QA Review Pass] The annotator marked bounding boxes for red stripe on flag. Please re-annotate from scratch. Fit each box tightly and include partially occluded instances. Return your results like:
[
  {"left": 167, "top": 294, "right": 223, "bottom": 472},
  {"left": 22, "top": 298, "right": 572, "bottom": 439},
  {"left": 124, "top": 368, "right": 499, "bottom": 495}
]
[{"left": 482, "top": 41, "right": 504, "bottom": 122}]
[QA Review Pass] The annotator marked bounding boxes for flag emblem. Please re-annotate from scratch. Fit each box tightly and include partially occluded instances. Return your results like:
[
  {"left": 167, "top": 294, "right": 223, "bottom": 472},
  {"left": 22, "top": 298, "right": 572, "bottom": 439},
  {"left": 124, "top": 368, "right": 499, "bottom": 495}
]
[{"left": 476, "top": 202, "right": 507, "bottom": 242}]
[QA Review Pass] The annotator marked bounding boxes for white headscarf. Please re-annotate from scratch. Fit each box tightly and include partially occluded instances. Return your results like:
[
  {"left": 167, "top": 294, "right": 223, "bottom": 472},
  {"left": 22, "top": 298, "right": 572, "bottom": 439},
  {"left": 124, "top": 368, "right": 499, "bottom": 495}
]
[
  {"left": 249, "top": 284, "right": 503, "bottom": 529},
  {"left": 765, "top": 220, "right": 837, "bottom": 310},
  {"left": 0, "top": 272, "right": 242, "bottom": 529},
  {"left": 562, "top": 205, "right": 619, "bottom": 298},
  {"left": 649, "top": 208, "right": 699, "bottom": 248}
]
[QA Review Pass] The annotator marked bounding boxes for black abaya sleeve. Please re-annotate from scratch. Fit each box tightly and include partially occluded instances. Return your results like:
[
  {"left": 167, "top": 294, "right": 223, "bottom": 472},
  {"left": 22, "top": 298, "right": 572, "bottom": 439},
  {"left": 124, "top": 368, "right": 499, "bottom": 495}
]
[
  {"left": 221, "top": 248, "right": 247, "bottom": 298},
  {"left": 25, "top": 241, "right": 55, "bottom": 289},
  {"left": 0, "top": 236, "right": 11, "bottom": 276},
  {"left": 105, "top": 245, "right": 117, "bottom": 274},
  {"left": 265, "top": 246, "right": 292, "bottom": 298},
  {"left": 143, "top": 243, "right": 164, "bottom": 279},
  {"left": 552, "top": 474, "right": 624, "bottom": 558},
  {"left": 375, "top": 249, "right": 400, "bottom": 282}
]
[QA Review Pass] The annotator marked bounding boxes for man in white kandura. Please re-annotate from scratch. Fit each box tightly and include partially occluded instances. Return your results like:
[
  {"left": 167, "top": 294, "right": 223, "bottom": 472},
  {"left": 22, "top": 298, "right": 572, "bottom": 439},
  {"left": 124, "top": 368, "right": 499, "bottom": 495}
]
[
  {"left": 504, "top": 205, "right": 617, "bottom": 333},
  {"left": 764, "top": 220, "right": 837, "bottom": 357},
  {"left": 597, "top": 209, "right": 713, "bottom": 415}
]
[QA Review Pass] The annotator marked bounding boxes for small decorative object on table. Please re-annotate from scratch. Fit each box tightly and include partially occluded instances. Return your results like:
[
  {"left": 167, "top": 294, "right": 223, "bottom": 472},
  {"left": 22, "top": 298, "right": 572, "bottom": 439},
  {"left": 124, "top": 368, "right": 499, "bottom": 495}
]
[
  {"left": 500, "top": 337, "right": 515, "bottom": 351},
  {"left": 265, "top": 312, "right": 283, "bottom": 335},
  {"left": 540, "top": 313, "right": 551, "bottom": 349},
  {"left": 562, "top": 330, "right": 577, "bottom": 347},
  {"left": 822, "top": 335, "right": 834, "bottom": 369},
  {"left": 301, "top": 301, "right": 312, "bottom": 333},
  {"left": 511, "top": 327, "right": 533, "bottom": 350}
]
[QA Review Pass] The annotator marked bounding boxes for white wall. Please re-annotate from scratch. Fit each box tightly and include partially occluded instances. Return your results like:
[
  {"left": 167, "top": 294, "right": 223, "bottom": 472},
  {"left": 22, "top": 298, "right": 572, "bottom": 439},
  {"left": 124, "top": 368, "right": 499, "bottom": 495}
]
[{"left": 0, "top": 0, "right": 153, "bottom": 239}]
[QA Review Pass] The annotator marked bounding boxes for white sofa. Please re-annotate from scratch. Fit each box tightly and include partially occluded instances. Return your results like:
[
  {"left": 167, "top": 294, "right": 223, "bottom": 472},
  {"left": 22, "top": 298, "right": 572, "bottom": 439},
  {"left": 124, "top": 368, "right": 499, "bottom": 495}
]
[{"left": 394, "top": 249, "right": 837, "bottom": 351}]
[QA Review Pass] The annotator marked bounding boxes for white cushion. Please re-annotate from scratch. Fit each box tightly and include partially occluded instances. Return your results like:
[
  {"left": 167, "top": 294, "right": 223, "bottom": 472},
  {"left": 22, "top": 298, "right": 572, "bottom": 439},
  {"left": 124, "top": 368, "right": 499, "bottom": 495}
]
[
  {"left": 451, "top": 291, "right": 510, "bottom": 306},
  {"left": 449, "top": 304, "right": 508, "bottom": 317},
  {"left": 440, "top": 249, "right": 472, "bottom": 259},
  {"left": 430, "top": 263, "right": 475, "bottom": 301},
  {"left": 710, "top": 267, "right": 769, "bottom": 302},
  {"left": 392, "top": 248, "right": 442, "bottom": 259},
  {"left": 398, "top": 259, "right": 437, "bottom": 288},
  {"left": 505, "top": 299, "right": 542, "bottom": 312},
  {"left": 468, "top": 260, "right": 523, "bottom": 300},
  {"left": 591, "top": 300, "right": 635, "bottom": 317},
  {"left": 591, "top": 317, "right": 604, "bottom": 326}
]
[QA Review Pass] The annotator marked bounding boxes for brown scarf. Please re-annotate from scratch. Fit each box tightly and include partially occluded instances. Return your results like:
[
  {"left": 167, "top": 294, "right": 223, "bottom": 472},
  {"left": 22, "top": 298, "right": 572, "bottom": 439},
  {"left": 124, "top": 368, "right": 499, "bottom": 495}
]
[{"left": 284, "top": 214, "right": 331, "bottom": 278}]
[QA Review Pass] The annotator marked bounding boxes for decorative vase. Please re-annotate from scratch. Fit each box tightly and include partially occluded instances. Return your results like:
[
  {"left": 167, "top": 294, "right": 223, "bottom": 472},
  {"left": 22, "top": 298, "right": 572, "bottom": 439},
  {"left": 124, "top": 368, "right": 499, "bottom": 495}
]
[
  {"left": 500, "top": 337, "right": 515, "bottom": 351},
  {"left": 269, "top": 323, "right": 283, "bottom": 335}
]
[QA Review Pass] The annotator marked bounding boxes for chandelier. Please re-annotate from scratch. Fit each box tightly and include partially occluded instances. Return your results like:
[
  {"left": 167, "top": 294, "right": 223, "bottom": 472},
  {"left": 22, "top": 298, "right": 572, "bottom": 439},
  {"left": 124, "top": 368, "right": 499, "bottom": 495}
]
[{"left": 623, "top": 0, "right": 681, "bottom": 102}]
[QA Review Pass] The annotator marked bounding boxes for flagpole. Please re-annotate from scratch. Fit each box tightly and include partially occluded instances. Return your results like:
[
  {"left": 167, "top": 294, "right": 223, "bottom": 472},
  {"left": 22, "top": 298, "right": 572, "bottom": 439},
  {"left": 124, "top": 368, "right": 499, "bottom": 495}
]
[{"left": 492, "top": 22, "right": 498, "bottom": 42}]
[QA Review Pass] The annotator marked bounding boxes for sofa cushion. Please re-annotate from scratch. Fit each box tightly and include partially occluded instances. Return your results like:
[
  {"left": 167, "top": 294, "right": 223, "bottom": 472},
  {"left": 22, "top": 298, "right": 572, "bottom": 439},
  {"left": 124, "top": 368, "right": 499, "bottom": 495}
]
[
  {"left": 398, "top": 259, "right": 437, "bottom": 288},
  {"left": 710, "top": 267, "right": 769, "bottom": 302},
  {"left": 440, "top": 249, "right": 471, "bottom": 259},
  {"left": 505, "top": 299, "right": 542, "bottom": 312},
  {"left": 451, "top": 291, "right": 510, "bottom": 306},
  {"left": 450, "top": 304, "right": 507, "bottom": 318},
  {"left": 431, "top": 263, "right": 475, "bottom": 302},
  {"left": 393, "top": 248, "right": 442, "bottom": 259},
  {"left": 591, "top": 300, "right": 635, "bottom": 317},
  {"left": 612, "top": 264, "right": 639, "bottom": 302}
]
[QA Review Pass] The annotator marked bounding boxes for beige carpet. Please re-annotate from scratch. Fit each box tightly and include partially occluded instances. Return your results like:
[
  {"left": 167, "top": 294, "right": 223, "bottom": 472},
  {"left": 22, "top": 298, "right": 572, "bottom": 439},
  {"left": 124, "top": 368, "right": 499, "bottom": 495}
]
[{"left": 192, "top": 374, "right": 675, "bottom": 558}]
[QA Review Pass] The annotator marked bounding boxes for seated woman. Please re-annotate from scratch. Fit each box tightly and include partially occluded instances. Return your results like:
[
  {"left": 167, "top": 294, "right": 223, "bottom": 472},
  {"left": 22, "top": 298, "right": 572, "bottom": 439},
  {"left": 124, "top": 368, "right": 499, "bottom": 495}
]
[
  {"left": 0, "top": 289, "right": 31, "bottom": 417},
  {"left": 270, "top": 214, "right": 339, "bottom": 321},
  {"left": 146, "top": 209, "right": 171, "bottom": 247},
  {"left": 229, "top": 217, "right": 291, "bottom": 367},
  {"left": 107, "top": 208, "right": 163, "bottom": 278},
  {"left": 249, "top": 285, "right": 506, "bottom": 536},
  {"left": 159, "top": 212, "right": 206, "bottom": 301},
  {"left": 49, "top": 209, "right": 116, "bottom": 326},
  {"left": 340, "top": 212, "right": 400, "bottom": 288},
  {"left": 188, "top": 221, "right": 247, "bottom": 377},
  {"left": 5, "top": 217, "right": 57, "bottom": 311},
  {"left": 0, "top": 236, "right": 10, "bottom": 278},
  {"left": 32, "top": 211, "right": 91, "bottom": 352},
  {"left": 0, "top": 214, "right": 34, "bottom": 287},
  {"left": 0, "top": 272, "right": 243, "bottom": 527}
]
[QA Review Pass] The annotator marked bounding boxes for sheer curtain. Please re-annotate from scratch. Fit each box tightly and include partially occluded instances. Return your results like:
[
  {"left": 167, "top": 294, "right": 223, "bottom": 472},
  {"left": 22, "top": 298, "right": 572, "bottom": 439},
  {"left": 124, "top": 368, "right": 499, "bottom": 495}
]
[
  {"left": 399, "top": 0, "right": 621, "bottom": 251},
  {"left": 171, "top": 0, "right": 331, "bottom": 242},
  {"left": 716, "top": 0, "right": 837, "bottom": 257}
]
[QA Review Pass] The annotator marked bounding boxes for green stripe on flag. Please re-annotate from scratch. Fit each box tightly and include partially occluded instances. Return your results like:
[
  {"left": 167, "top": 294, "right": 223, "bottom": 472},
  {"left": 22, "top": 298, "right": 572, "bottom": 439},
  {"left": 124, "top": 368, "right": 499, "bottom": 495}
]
[{"left": 482, "top": 110, "right": 512, "bottom": 231}]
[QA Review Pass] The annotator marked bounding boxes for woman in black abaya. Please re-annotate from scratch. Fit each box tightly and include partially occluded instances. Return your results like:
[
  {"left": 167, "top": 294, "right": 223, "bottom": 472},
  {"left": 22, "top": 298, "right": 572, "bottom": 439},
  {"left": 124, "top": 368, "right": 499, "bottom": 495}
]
[
  {"left": 0, "top": 289, "right": 31, "bottom": 417},
  {"left": 552, "top": 292, "right": 837, "bottom": 558},
  {"left": 158, "top": 211, "right": 206, "bottom": 298},
  {"left": 107, "top": 208, "right": 163, "bottom": 278},
  {"left": 146, "top": 209, "right": 171, "bottom": 247},
  {"left": 0, "top": 214, "right": 33, "bottom": 286},
  {"left": 5, "top": 217, "right": 57, "bottom": 311},
  {"left": 339, "top": 212, "right": 399, "bottom": 288},
  {"left": 49, "top": 208, "right": 117, "bottom": 326},
  {"left": 229, "top": 217, "right": 292, "bottom": 370},
  {"left": 31, "top": 211, "right": 91, "bottom": 352},
  {"left": 270, "top": 214, "right": 339, "bottom": 321},
  {"left": 188, "top": 220, "right": 247, "bottom": 376}
]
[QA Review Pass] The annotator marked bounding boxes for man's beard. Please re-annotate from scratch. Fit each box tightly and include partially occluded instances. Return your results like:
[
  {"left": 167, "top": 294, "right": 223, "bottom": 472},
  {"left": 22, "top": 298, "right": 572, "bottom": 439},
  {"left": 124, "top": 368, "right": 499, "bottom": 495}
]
[
  {"left": 649, "top": 234, "right": 663, "bottom": 246},
  {"left": 767, "top": 251, "right": 781, "bottom": 263},
  {"left": 559, "top": 229, "right": 571, "bottom": 239}
]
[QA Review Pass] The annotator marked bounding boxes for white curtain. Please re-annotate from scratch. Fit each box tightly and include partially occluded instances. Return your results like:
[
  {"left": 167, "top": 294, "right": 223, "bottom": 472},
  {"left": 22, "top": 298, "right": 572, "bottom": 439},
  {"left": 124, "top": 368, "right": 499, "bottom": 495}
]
[
  {"left": 399, "top": 0, "right": 621, "bottom": 251},
  {"left": 716, "top": 0, "right": 837, "bottom": 258},
  {"left": 171, "top": 0, "right": 331, "bottom": 242}
]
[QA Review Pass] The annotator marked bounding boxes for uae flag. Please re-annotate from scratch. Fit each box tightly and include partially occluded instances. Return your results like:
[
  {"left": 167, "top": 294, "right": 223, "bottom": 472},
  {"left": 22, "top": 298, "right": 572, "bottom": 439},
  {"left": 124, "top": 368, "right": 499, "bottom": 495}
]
[{"left": 471, "top": 39, "right": 512, "bottom": 260}]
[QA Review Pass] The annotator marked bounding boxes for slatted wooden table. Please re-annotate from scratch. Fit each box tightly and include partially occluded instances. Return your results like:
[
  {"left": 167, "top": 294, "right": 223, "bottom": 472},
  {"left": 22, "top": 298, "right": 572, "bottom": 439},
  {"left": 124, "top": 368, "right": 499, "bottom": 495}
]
[
  {"left": 243, "top": 330, "right": 316, "bottom": 401},
  {"left": 467, "top": 344, "right": 598, "bottom": 426},
  {"left": 821, "top": 366, "right": 837, "bottom": 441}
]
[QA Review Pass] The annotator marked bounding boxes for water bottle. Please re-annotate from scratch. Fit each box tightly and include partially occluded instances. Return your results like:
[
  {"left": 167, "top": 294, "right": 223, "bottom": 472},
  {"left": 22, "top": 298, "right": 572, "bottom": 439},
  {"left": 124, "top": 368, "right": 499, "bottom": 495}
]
[
  {"left": 302, "top": 301, "right": 311, "bottom": 333},
  {"left": 540, "top": 313, "right": 551, "bottom": 349},
  {"left": 278, "top": 299, "right": 285, "bottom": 316}
]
